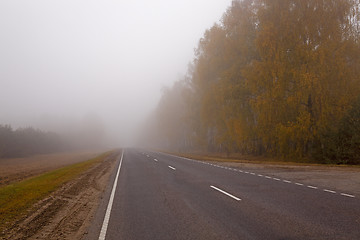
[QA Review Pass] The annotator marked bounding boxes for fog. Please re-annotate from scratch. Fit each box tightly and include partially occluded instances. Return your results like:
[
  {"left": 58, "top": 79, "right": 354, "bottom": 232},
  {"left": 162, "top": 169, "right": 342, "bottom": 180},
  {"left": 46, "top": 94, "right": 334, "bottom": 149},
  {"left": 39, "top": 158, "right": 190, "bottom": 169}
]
[{"left": 0, "top": 0, "right": 231, "bottom": 147}]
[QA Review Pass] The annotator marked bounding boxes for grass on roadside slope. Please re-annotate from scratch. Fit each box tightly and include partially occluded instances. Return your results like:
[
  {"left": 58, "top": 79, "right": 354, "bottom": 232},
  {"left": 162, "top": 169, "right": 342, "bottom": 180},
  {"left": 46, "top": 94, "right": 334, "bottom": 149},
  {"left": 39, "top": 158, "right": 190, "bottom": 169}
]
[{"left": 0, "top": 151, "right": 112, "bottom": 232}]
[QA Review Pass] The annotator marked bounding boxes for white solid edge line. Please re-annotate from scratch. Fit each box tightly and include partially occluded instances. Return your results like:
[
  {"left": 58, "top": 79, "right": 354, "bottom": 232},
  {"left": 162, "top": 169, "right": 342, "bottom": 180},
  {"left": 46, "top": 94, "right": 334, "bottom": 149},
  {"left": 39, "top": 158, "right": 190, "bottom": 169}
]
[
  {"left": 168, "top": 166, "right": 176, "bottom": 170},
  {"left": 98, "top": 150, "right": 124, "bottom": 240},
  {"left": 210, "top": 185, "right": 241, "bottom": 201},
  {"left": 341, "top": 193, "right": 355, "bottom": 198}
]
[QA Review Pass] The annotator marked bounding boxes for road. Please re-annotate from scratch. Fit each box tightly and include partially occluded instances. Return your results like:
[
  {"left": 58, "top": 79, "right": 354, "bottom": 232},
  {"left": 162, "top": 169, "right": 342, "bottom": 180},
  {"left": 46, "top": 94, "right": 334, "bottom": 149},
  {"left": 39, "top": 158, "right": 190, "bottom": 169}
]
[{"left": 97, "top": 149, "right": 360, "bottom": 240}]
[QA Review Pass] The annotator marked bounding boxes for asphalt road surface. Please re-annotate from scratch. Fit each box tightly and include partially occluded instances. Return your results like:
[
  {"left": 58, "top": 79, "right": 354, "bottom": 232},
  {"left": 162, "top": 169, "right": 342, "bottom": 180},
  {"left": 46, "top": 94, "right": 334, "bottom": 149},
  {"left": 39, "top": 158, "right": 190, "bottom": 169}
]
[{"left": 99, "top": 149, "right": 360, "bottom": 240}]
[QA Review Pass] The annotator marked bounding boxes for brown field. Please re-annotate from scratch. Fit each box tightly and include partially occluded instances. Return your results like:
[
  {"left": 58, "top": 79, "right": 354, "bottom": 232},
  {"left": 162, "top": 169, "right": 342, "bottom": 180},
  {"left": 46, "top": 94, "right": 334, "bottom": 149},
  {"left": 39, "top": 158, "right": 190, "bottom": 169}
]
[{"left": 0, "top": 150, "right": 105, "bottom": 186}]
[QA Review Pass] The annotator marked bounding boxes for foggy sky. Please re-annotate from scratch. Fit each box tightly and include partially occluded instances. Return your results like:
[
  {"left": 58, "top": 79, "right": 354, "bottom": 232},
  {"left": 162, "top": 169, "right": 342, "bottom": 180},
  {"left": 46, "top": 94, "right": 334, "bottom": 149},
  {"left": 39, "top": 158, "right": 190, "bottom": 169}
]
[{"left": 0, "top": 0, "right": 231, "bottom": 146}]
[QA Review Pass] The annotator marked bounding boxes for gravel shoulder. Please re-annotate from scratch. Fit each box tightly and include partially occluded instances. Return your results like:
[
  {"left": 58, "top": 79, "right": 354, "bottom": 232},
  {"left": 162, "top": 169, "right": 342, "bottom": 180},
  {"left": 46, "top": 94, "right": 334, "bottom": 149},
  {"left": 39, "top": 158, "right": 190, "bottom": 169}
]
[{"left": 1, "top": 150, "right": 120, "bottom": 240}]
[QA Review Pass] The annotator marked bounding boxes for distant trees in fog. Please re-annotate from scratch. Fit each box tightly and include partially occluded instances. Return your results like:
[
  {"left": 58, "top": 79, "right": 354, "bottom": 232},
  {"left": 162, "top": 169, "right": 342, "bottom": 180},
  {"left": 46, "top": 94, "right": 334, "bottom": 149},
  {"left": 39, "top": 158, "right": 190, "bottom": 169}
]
[
  {"left": 0, "top": 113, "right": 107, "bottom": 158},
  {"left": 0, "top": 125, "right": 66, "bottom": 158},
  {"left": 146, "top": 0, "right": 360, "bottom": 164}
]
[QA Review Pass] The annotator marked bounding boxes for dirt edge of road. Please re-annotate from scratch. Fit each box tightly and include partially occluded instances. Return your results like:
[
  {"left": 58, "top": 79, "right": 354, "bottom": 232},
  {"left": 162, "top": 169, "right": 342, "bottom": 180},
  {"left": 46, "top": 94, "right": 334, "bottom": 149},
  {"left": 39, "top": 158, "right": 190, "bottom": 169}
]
[{"left": 2, "top": 150, "right": 120, "bottom": 240}]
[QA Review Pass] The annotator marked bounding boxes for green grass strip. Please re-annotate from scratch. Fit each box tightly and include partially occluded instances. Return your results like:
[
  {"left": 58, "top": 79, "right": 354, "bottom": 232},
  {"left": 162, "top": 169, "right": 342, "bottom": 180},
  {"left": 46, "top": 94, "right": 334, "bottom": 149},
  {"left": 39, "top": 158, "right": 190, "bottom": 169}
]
[{"left": 0, "top": 151, "right": 111, "bottom": 232}]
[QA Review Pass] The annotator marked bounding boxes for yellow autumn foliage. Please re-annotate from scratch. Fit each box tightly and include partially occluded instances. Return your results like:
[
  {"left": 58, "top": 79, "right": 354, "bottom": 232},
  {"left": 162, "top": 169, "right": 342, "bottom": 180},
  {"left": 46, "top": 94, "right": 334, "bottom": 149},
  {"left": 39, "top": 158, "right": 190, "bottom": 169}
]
[{"left": 148, "top": 0, "right": 360, "bottom": 162}]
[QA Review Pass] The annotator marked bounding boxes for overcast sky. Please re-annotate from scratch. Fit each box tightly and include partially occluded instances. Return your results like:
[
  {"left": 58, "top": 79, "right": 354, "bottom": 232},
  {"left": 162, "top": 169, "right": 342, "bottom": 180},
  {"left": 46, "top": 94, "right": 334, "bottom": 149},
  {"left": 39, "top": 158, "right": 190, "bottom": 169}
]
[{"left": 0, "top": 0, "right": 231, "bottom": 146}]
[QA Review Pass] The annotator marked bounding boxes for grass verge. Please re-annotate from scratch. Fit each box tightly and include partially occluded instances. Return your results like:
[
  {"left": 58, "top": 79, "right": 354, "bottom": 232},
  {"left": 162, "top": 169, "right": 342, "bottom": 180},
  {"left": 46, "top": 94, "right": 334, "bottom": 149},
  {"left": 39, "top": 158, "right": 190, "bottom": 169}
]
[{"left": 0, "top": 151, "right": 112, "bottom": 233}]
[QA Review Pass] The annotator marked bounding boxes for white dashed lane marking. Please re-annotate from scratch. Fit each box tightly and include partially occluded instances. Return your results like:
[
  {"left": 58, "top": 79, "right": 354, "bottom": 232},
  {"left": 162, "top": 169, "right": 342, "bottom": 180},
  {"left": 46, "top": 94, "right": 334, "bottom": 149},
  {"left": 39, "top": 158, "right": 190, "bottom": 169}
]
[
  {"left": 324, "top": 189, "right": 336, "bottom": 194},
  {"left": 168, "top": 166, "right": 176, "bottom": 170},
  {"left": 157, "top": 152, "right": 356, "bottom": 199},
  {"left": 341, "top": 193, "right": 355, "bottom": 198},
  {"left": 210, "top": 185, "right": 241, "bottom": 201}
]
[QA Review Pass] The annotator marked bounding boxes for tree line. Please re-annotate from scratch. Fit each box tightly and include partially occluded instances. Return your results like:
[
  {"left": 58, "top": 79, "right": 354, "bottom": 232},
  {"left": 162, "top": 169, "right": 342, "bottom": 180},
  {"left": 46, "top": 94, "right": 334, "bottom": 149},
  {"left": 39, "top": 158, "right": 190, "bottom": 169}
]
[
  {"left": 0, "top": 114, "right": 107, "bottom": 158},
  {"left": 147, "top": 0, "right": 360, "bottom": 164},
  {"left": 0, "top": 125, "right": 67, "bottom": 158}
]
